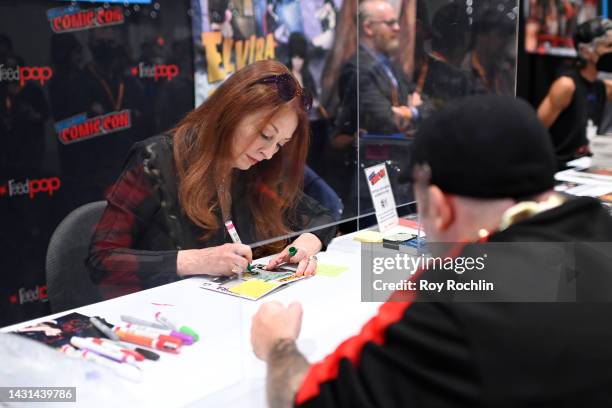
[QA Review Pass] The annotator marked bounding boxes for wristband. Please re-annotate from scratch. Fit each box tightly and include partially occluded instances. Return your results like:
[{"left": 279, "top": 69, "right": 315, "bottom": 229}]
[{"left": 409, "top": 106, "right": 420, "bottom": 121}]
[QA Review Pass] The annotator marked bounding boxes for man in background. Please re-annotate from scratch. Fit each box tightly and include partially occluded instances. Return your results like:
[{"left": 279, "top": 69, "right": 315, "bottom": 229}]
[
  {"left": 538, "top": 17, "right": 612, "bottom": 167},
  {"left": 328, "top": 0, "right": 422, "bottom": 217},
  {"left": 334, "top": 0, "right": 421, "bottom": 139}
]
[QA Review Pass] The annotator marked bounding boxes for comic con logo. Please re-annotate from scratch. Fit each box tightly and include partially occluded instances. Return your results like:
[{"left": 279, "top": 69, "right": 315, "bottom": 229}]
[
  {"left": 368, "top": 168, "right": 387, "bottom": 186},
  {"left": 0, "top": 64, "right": 53, "bottom": 86},
  {"left": 131, "top": 63, "right": 179, "bottom": 81},
  {"left": 55, "top": 110, "right": 131, "bottom": 144},
  {"left": 8, "top": 285, "right": 49, "bottom": 305},
  {"left": 47, "top": 5, "right": 124, "bottom": 33},
  {"left": 0, "top": 177, "right": 61, "bottom": 200}
]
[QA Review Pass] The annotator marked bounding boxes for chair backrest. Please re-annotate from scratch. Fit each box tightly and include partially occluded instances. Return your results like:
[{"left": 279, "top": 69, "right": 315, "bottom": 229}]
[
  {"left": 304, "top": 165, "right": 344, "bottom": 221},
  {"left": 46, "top": 201, "right": 106, "bottom": 313}
]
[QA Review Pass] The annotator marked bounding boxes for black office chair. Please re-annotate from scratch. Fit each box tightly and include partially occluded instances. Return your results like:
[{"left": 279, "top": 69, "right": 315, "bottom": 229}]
[{"left": 46, "top": 201, "right": 105, "bottom": 313}]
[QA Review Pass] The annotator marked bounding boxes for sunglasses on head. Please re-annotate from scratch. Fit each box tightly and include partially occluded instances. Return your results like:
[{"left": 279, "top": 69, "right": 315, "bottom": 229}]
[{"left": 254, "top": 73, "right": 313, "bottom": 112}]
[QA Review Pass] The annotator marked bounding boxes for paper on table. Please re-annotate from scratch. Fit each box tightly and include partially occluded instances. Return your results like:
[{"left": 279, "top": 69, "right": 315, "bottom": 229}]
[
  {"left": 229, "top": 280, "right": 278, "bottom": 299},
  {"left": 316, "top": 264, "right": 348, "bottom": 278},
  {"left": 353, "top": 230, "right": 383, "bottom": 243}
]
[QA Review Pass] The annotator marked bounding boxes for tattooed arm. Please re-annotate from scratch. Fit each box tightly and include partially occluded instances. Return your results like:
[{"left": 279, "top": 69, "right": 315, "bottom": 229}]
[
  {"left": 251, "top": 301, "right": 308, "bottom": 408},
  {"left": 266, "top": 339, "right": 311, "bottom": 408}
]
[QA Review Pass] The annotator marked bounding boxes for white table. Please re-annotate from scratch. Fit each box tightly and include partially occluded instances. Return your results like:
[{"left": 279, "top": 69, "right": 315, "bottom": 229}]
[{"left": 1, "top": 233, "right": 381, "bottom": 408}]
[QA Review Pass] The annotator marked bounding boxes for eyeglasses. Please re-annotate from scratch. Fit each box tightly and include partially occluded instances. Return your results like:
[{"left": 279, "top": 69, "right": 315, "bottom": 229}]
[
  {"left": 368, "top": 19, "right": 400, "bottom": 28},
  {"left": 254, "top": 73, "right": 313, "bottom": 112}
]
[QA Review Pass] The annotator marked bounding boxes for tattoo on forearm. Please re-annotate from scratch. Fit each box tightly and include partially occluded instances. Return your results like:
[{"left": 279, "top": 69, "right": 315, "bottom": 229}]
[{"left": 267, "top": 339, "right": 311, "bottom": 408}]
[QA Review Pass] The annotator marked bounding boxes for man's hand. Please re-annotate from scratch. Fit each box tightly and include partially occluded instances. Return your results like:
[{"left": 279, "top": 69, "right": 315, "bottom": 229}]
[
  {"left": 408, "top": 91, "right": 422, "bottom": 107},
  {"left": 252, "top": 302, "right": 311, "bottom": 408},
  {"left": 391, "top": 105, "right": 413, "bottom": 119},
  {"left": 251, "top": 301, "right": 303, "bottom": 361}
]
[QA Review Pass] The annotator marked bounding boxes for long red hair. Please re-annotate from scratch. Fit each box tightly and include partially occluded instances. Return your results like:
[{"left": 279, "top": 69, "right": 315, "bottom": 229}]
[{"left": 172, "top": 60, "right": 309, "bottom": 251}]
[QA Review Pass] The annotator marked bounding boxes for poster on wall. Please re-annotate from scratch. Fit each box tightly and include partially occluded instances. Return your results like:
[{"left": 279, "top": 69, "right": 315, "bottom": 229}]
[
  {"left": 0, "top": 0, "right": 194, "bottom": 325},
  {"left": 524, "top": 0, "right": 599, "bottom": 56},
  {"left": 190, "top": 0, "right": 340, "bottom": 107},
  {"left": 189, "top": 0, "right": 347, "bottom": 217}
]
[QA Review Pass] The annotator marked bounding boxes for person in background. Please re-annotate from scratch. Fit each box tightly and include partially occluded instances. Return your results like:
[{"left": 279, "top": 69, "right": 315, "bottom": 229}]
[
  {"left": 87, "top": 60, "right": 336, "bottom": 299},
  {"left": 48, "top": 33, "right": 88, "bottom": 121},
  {"left": 464, "top": 6, "right": 516, "bottom": 96},
  {"left": 335, "top": 0, "right": 421, "bottom": 139},
  {"left": 0, "top": 33, "right": 12, "bottom": 63},
  {"left": 413, "top": 2, "right": 470, "bottom": 108},
  {"left": 287, "top": 32, "right": 319, "bottom": 110},
  {"left": 250, "top": 95, "right": 612, "bottom": 407},
  {"left": 538, "top": 17, "right": 612, "bottom": 168},
  {"left": 0, "top": 52, "right": 49, "bottom": 174}
]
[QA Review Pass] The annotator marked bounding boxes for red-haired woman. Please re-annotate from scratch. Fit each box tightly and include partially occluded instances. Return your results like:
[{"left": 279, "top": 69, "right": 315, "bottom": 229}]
[{"left": 87, "top": 60, "right": 336, "bottom": 299}]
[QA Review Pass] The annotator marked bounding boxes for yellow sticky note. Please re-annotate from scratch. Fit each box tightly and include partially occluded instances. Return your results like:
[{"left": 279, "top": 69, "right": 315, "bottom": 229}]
[
  {"left": 353, "top": 230, "right": 383, "bottom": 243},
  {"left": 316, "top": 263, "right": 348, "bottom": 278},
  {"left": 230, "top": 279, "right": 278, "bottom": 299}
]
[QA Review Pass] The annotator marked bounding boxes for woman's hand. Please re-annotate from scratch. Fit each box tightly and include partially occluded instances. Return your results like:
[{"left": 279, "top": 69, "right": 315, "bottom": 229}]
[
  {"left": 266, "top": 233, "right": 322, "bottom": 277},
  {"left": 177, "top": 243, "right": 253, "bottom": 277}
]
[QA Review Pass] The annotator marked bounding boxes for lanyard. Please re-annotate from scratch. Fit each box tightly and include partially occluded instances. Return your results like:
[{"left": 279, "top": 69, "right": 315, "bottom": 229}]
[
  {"left": 362, "top": 45, "right": 400, "bottom": 105},
  {"left": 471, "top": 53, "right": 501, "bottom": 94}
]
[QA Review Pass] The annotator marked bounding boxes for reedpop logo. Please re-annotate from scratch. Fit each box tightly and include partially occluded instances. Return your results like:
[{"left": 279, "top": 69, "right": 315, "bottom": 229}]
[
  {"left": 8, "top": 285, "right": 49, "bottom": 305},
  {"left": 0, "top": 64, "right": 53, "bottom": 86},
  {"left": 131, "top": 63, "right": 179, "bottom": 81},
  {"left": 0, "top": 177, "right": 61, "bottom": 200}
]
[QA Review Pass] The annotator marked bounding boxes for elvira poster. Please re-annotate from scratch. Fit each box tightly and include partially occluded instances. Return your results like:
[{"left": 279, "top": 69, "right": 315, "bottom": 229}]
[{"left": 190, "top": 0, "right": 341, "bottom": 107}]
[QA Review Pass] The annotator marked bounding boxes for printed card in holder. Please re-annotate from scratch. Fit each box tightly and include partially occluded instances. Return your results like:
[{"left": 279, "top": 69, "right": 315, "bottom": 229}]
[
  {"left": 199, "top": 263, "right": 306, "bottom": 300},
  {"left": 364, "top": 163, "right": 399, "bottom": 233}
]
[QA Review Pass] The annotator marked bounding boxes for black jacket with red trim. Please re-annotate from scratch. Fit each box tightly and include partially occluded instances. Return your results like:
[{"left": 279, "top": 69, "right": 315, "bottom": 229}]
[{"left": 296, "top": 196, "right": 612, "bottom": 407}]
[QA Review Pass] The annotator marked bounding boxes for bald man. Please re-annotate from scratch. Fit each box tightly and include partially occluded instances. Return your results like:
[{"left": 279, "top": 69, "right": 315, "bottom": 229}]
[
  {"left": 334, "top": 0, "right": 421, "bottom": 139},
  {"left": 252, "top": 96, "right": 612, "bottom": 408}
]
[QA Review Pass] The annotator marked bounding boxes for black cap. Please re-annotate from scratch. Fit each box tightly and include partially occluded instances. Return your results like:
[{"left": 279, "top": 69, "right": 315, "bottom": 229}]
[{"left": 410, "top": 95, "right": 556, "bottom": 199}]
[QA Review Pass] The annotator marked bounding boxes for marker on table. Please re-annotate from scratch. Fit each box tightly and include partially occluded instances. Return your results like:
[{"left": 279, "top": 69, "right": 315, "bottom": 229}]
[
  {"left": 113, "top": 327, "right": 182, "bottom": 353},
  {"left": 90, "top": 317, "right": 120, "bottom": 341},
  {"left": 155, "top": 312, "right": 200, "bottom": 342},
  {"left": 122, "top": 323, "right": 194, "bottom": 345},
  {"left": 117, "top": 341, "right": 160, "bottom": 361},
  {"left": 60, "top": 345, "right": 142, "bottom": 382},
  {"left": 224, "top": 220, "right": 253, "bottom": 276},
  {"left": 120, "top": 314, "right": 169, "bottom": 330},
  {"left": 95, "top": 337, "right": 145, "bottom": 361},
  {"left": 70, "top": 336, "right": 137, "bottom": 364},
  {"left": 91, "top": 316, "right": 160, "bottom": 360}
]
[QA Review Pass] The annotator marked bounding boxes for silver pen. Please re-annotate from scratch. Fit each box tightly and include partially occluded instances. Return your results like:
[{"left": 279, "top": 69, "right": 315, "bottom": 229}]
[{"left": 90, "top": 316, "right": 119, "bottom": 341}]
